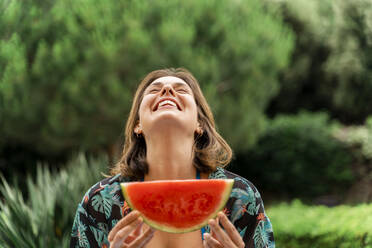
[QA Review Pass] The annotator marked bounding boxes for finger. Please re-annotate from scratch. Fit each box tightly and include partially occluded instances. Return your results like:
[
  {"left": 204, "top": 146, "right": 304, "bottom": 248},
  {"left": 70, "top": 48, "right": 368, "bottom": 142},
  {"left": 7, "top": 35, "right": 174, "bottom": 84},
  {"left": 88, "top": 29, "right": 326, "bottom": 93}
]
[
  {"left": 208, "top": 218, "right": 235, "bottom": 247},
  {"left": 203, "top": 239, "right": 210, "bottom": 248},
  {"left": 124, "top": 222, "right": 143, "bottom": 243},
  {"left": 111, "top": 218, "right": 143, "bottom": 248},
  {"left": 133, "top": 221, "right": 143, "bottom": 235},
  {"left": 210, "top": 217, "right": 218, "bottom": 239},
  {"left": 204, "top": 233, "right": 223, "bottom": 248},
  {"left": 108, "top": 211, "right": 141, "bottom": 242},
  {"left": 218, "top": 212, "right": 245, "bottom": 248},
  {"left": 129, "top": 225, "right": 155, "bottom": 248}
]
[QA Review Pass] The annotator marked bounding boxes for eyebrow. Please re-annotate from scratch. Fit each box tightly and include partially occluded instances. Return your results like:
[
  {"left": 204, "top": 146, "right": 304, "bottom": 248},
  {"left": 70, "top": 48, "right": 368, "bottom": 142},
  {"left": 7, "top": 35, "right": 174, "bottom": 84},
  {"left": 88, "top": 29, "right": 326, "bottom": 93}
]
[{"left": 149, "top": 82, "right": 188, "bottom": 88}]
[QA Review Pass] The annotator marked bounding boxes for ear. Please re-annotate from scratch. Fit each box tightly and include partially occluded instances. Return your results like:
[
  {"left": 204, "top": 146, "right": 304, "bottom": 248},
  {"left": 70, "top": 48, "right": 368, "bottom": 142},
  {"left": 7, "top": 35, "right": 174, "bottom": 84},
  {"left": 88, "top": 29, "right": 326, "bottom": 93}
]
[
  {"left": 196, "top": 122, "right": 203, "bottom": 135},
  {"left": 134, "top": 122, "right": 142, "bottom": 134}
]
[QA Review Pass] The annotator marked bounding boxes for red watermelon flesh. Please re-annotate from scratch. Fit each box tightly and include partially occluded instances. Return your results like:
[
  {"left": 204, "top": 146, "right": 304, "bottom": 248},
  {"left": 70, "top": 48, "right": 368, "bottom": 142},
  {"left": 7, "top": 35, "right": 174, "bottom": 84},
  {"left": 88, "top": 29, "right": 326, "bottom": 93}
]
[{"left": 121, "top": 179, "right": 234, "bottom": 233}]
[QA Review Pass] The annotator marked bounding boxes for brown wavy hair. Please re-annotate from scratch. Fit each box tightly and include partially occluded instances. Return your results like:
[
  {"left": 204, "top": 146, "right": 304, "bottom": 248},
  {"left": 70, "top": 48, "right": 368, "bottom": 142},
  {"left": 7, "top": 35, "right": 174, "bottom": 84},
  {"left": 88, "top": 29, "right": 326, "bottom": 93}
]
[{"left": 110, "top": 68, "right": 232, "bottom": 179}]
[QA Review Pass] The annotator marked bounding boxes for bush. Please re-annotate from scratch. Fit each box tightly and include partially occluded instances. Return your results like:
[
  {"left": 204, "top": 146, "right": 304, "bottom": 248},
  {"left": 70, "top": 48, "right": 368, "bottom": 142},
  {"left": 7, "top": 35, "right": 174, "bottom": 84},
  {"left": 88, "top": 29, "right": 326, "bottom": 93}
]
[
  {"left": 267, "top": 200, "right": 372, "bottom": 248},
  {"left": 0, "top": 153, "right": 107, "bottom": 247},
  {"left": 333, "top": 116, "right": 372, "bottom": 203},
  {"left": 232, "top": 111, "right": 353, "bottom": 199},
  {"left": 334, "top": 116, "right": 372, "bottom": 161}
]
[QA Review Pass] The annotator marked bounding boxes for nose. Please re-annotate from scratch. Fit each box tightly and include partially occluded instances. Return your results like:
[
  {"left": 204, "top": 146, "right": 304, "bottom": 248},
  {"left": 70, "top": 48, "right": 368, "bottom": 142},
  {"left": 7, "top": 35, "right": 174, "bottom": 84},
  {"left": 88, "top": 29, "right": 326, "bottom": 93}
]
[{"left": 160, "top": 84, "right": 175, "bottom": 96}]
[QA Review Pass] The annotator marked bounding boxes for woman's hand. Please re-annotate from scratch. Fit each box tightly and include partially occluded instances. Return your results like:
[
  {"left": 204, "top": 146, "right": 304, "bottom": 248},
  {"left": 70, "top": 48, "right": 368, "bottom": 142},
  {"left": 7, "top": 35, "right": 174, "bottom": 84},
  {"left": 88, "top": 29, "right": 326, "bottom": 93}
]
[
  {"left": 108, "top": 210, "right": 155, "bottom": 248},
  {"left": 203, "top": 212, "right": 245, "bottom": 248}
]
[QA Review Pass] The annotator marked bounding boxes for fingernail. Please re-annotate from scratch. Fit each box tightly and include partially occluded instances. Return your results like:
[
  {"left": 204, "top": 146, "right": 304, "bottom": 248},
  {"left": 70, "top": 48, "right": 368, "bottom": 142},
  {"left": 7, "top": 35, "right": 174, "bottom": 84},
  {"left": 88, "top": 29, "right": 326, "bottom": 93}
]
[{"left": 108, "top": 232, "right": 114, "bottom": 242}]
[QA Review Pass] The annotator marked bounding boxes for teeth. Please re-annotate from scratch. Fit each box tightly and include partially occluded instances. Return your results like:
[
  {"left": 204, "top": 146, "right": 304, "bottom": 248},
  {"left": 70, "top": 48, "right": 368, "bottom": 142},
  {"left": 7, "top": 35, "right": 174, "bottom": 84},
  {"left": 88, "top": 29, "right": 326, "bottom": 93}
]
[{"left": 158, "top": 100, "right": 177, "bottom": 108}]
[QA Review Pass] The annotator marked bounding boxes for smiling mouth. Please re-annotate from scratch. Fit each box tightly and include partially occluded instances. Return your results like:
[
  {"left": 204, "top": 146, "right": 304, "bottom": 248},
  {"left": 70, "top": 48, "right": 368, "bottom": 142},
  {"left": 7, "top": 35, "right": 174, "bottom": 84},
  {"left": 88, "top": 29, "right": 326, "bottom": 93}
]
[{"left": 153, "top": 99, "right": 181, "bottom": 111}]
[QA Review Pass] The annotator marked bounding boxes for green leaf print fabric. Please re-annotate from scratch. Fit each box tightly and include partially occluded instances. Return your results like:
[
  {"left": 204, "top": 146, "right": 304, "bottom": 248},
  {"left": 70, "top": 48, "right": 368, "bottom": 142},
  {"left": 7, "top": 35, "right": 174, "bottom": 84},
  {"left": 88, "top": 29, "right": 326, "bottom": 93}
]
[{"left": 70, "top": 168, "right": 275, "bottom": 247}]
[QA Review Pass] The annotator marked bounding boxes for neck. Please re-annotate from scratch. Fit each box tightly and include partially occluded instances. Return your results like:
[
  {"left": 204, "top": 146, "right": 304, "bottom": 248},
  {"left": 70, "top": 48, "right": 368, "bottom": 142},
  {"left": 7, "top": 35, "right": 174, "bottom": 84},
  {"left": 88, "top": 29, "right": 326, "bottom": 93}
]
[{"left": 144, "top": 129, "right": 196, "bottom": 181}]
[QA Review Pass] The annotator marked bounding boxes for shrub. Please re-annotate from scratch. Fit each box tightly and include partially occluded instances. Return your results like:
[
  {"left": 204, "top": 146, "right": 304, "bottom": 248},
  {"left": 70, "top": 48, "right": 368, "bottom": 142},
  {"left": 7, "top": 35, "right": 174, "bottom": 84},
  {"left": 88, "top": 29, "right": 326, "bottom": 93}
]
[
  {"left": 333, "top": 116, "right": 372, "bottom": 203},
  {"left": 231, "top": 111, "right": 353, "bottom": 199},
  {"left": 0, "top": 153, "right": 107, "bottom": 247},
  {"left": 334, "top": 116, "right": 372, "bottom": 161},
  {"left": 267, "top": 200, "right": 372, "bottom": 248}
]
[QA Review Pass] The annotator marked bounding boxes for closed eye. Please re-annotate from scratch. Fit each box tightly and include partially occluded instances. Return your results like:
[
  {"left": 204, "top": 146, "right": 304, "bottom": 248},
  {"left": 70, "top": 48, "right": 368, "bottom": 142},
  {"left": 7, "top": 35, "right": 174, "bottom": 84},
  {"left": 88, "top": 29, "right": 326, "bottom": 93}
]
[
  {"left": 176, "top": 89, "right": 188, "bottom": 93},
  {"left": 148, "top": 88, "right": 160, "bottom": 93}
]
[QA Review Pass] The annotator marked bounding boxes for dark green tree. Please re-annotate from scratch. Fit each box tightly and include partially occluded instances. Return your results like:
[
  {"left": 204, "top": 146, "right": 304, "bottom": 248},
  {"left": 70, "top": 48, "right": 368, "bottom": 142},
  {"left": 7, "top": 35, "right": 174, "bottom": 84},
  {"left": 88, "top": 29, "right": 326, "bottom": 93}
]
[
  {"left": 0, "top": 0, "right": 293, "bottom": 168},
  {"left": 266, "top": 0, "right": 372, "bottom": 124}
]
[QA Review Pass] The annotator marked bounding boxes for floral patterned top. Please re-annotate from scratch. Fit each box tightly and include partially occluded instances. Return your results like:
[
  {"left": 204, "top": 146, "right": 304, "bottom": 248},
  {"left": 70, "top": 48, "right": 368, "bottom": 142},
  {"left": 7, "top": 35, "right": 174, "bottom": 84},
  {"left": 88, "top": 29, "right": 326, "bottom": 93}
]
[{"left": 70, "top": 167, "right": 275, "bottom": 248}]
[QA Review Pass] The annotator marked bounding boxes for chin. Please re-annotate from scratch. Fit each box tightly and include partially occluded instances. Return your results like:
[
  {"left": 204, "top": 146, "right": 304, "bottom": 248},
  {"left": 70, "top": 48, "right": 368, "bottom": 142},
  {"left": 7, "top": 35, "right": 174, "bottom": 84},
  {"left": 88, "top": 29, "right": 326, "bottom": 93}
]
[{"left": 149, "top": 116, "right": 195, "bottom": 135}]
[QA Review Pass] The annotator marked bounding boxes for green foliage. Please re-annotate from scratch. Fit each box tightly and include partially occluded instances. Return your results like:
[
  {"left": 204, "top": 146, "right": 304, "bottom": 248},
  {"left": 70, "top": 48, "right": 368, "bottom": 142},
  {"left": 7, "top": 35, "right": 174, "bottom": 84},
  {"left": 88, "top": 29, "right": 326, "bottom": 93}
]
[
  {"left": 0, "top": 0, "right": 294, "bottom": 160},
  {"left": 334, "top": 116, "right": 372, "bottom": 160},
  {"left": 267, "top": 200, "right": 372, "bottom": 248},
  {"left": 266, "top": 0, "right": 372, "bottom": 123},
  {"left": 232, "top": 112, "right": 353, "bottom": 198},
  {"left": 0, "top": 153, "right": 107, "bottom": 247},
  {"left": 332, "top": 116, "right": 372, "bottom": 203}
]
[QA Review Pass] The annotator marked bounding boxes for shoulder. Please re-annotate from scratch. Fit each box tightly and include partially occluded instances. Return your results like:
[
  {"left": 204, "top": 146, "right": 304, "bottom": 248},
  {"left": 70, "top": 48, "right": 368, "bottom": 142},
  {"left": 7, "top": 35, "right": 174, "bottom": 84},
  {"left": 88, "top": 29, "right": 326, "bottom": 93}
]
[
  {"left": 78, "top": 174, "right": 134, "bottom": 224},
  {"left": 79, "top": 174, "right": 130, "bottom": 207},
  {"left": 71, "top": 175, "right": 130, "bottom": 247},
  {"left": 210, "top": 167, "right": 262, "bottom": 199},
  {"left": 211, "top": 167, "right": 265, "bottom": 216}
]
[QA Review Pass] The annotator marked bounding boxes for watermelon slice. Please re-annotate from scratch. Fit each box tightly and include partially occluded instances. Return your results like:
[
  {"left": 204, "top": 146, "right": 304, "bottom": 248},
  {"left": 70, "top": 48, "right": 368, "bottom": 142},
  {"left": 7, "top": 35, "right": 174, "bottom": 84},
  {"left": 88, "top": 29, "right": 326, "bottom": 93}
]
[{"left": 121, "top": 179, "right": 234, "bottom": 233}]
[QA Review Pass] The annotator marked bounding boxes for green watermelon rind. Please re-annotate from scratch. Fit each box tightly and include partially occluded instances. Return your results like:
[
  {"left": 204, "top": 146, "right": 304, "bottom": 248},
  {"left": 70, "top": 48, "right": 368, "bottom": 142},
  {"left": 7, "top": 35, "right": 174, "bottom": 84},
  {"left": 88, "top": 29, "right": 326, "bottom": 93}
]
[{"left": 121, "top": 179, "right": 234, "bottom": 233}]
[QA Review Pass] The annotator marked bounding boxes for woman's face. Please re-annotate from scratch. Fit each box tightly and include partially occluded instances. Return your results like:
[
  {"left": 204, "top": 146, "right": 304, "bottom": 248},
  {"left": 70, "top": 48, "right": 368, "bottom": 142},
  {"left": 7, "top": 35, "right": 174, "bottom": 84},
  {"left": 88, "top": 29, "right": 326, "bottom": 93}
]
[{"left": 136, "top": 76, "right": 199, "bottom": 138}]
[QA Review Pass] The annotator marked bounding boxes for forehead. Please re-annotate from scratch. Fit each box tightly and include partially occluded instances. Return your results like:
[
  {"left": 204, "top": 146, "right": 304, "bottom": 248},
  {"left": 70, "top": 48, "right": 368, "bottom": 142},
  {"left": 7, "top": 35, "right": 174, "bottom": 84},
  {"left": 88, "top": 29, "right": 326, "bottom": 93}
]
[{"left": 150, "top": 76, "right": 188, "bottom": 86}]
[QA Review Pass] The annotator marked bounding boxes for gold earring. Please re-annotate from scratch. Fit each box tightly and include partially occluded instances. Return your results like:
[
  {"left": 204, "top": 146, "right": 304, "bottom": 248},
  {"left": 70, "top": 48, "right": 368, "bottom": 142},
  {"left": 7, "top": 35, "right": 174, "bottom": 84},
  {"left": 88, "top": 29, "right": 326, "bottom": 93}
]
[
  {"left": 196, "top": 127, "right": 203, "bottom": 135},
  {"left": 134, "top": 125, "right": 142, "bottom": 138}
]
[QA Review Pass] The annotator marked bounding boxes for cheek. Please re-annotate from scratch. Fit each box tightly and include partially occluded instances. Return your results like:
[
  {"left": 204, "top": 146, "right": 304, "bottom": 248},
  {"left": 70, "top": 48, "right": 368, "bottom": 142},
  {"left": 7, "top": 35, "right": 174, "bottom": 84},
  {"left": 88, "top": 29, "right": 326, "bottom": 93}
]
[
  {"left": 138, "top": 96, "right": 153, "bottom": 117},
  {"left": 188, "top": 99, "right": 199, "bottom": 123},
  {"left": 189, "top": 98, "right": 198, "bottom": 116}
]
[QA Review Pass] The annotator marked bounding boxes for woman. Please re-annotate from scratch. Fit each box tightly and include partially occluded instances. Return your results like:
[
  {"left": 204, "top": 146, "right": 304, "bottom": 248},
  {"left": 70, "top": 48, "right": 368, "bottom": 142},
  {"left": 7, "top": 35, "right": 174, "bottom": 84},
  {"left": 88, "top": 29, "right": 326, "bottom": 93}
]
[{"left": 70, "top": 68, "right": 275, "bottom": 248}]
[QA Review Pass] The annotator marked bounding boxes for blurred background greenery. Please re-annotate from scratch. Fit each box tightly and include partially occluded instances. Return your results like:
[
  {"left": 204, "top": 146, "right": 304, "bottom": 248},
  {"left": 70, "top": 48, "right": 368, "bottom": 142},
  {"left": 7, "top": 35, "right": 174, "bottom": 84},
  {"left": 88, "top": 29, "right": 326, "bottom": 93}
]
[{"left": 0, "top": 0, "right": 371, "bottom": 247}]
